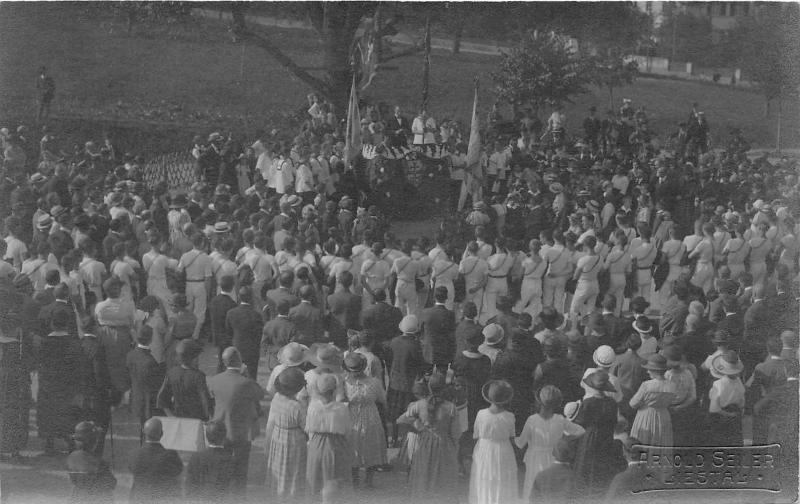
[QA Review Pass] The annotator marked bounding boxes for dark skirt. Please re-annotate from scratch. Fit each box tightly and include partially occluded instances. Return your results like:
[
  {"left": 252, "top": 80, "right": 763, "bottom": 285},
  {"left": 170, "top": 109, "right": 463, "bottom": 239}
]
[
  {"left": 670, "top": 403, "right": 699, "bottom": 447},
  {"left": 306, "top": 432, "right": 353, "bottom": 495},
  {"left": 0, "top": 355, "right": 30, "bottom": 453},
  {"left": 387, "top": 388, "right": 416, "bottom": 422}
]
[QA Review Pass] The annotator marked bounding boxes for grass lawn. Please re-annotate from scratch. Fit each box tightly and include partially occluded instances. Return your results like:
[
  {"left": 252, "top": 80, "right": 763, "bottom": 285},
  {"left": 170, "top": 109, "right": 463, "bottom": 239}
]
[{"left": 0, "top": 2, "right": 797, "bottom": 154}]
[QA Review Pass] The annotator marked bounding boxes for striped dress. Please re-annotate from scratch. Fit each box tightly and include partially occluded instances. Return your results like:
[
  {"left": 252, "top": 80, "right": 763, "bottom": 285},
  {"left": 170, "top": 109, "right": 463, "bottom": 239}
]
[{"left": 265, "top": 393, "right": 307, "bottom": 500}]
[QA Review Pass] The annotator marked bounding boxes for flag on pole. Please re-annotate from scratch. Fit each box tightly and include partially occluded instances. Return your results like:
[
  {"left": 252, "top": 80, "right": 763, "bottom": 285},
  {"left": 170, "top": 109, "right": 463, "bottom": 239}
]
[
  {"left": 354, "top": 9, "right": 380, "bottom": 90},
  {"left": 466, "top": 78, "right": 481, "bottom": 180},
  {"left": 344, "top": 76, "right": 362, "bottom": 169},
  {"left": 420, "top": 16, "right": 431, "bottom": 111}
]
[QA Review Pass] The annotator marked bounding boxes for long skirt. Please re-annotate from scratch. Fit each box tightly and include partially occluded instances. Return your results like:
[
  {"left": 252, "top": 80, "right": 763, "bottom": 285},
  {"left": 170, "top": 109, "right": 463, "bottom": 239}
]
[
  {"left": 469, "top": 438, "right": 519, "bottom": 504},
  {"left": 631, "top": 406, "right": 673, "bottom": 447},
  {"left": 266, "top": 425, "right": 307, "bottom": 499},
  {"left": 349, "top": 402, "right": 388, "bottom": 467},
  {"left": 409, "top": 429, "right": 459, "bottom": 499},
  {"left": 306, "top": 432, "right": 353, "bottom": 495},
  {"left": 0, "top": 362, "right": 30, "bottom": 453}
]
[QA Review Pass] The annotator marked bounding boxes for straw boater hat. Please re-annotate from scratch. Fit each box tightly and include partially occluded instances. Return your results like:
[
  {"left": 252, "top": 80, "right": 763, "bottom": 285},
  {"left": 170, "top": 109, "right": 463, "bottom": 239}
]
[
  {"left": 274, "top": 367, "right": 306, "bottom": 397},
  {"left": 592, "top": 345, "right": 616, "bottom": 368},
  {"left": 50, "top": 205, "right": 67, "bottom": 219},
  {"left": 641, "top": 353, "right": 668, "bottom": 372},
  {"left": 286, "top": 194, "right": 302, "bottom": 207},
  {"left": 310, "top": 344, "right": 343, "bottom": 371},
  {"left": 563, "top": 400, "right": 582, "bottom": 422},
  {"left": 710, "top": 350, "right": 744, "bottom": 378},
  {"left": 213, "top": 222, "right": 231, "bottom": 234},
  {"left": 278, "top": 342, "right": 308, "bottom": 367},
  {"left": 482, "top": 379, "right": 514, "bottom": 405},
  {"left": 632, "top": 316, "right": 652, "bottom": 335},
  {"left": 36, "top": 214, "right": 53, "bottom": 231}
]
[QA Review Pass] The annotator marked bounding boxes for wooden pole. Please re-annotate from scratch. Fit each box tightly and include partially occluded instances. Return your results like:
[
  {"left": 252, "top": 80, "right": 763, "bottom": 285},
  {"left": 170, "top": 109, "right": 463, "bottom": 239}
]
[{"left": 421, "top": 16, "right": 431, "bottom": 111}]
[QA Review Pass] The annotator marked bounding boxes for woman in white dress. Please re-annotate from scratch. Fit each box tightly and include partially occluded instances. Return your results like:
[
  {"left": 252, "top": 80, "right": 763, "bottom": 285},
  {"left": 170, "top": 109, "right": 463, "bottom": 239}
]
[
  {"left": 515, "top": 239, "right": 546, "bottom": 318},
  {"left": 431, "top": 248, "right": 459, "bottom": 310}
]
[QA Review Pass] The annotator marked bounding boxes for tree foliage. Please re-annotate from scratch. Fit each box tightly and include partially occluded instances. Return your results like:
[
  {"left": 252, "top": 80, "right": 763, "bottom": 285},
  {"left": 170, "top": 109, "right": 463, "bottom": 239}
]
[
  {"left": 492, "top": 30, "right": 591, "bottom": 111},
  {"left": 728, "top": 3, "right": 800, "bottom": 103}
]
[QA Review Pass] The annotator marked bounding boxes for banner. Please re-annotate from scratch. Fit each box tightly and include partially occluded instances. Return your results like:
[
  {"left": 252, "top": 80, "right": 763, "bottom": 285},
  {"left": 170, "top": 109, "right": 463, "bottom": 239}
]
[
  {"left": 344, "top": 76, "right": 362, "bottom": 168},
  {"left": 354, "top": 11, "right": 379, "bottom": 90},
  {"left": 466, "top": 80, "right": 481, "bottom": 179}
]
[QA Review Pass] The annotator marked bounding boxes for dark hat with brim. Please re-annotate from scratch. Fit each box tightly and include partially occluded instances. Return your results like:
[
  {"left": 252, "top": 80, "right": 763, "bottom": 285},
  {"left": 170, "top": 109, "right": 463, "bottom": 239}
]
[{"left": 582, "top": 370, "right": 616, "bottom": 393}]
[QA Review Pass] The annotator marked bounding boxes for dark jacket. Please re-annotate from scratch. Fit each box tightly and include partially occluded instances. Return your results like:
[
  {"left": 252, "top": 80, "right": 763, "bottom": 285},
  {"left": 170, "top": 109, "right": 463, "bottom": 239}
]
[
  {"left": 156, "top": 366, "right": 212, "bottom": 421},
  {"left": 185, "top": 446, "right": 235, "bottom": 502},
  {"left": 207, "top": 369, "right": 264, "bottom": 443},
  {"left": 361, "top": 301, "right": 402, "bottom": 344},
  {"left": 129, "top": 442, "right": 183, "bottom": 503},
  {"left": 327, "top": 290, "right": 362, "bottom": 331},
  {"left": 387, "top": 334, "right": 427, "bottom": 392},
  {"left": 454, "top": 318, "right": 483, "bottom": 356},
  {"left": 419, "top": 304, "right": 456, "bottom": 367},
  {"left": 288, "top": 301, "right": 325, "bottom": 345},
  {"left": 209, "top": 293, "right": 237, "bottom": 348},
  {"left": 66, "top": 449, "right": 116, "bottom": 504},
  {"left": 225, "top": 304, "right": 263, "bottom": 366},
  {"left": 261, "top": 316, "right": 298, "bottom": 348},
  {"left": 125, "top": 346, "right": 164, "bottom": 424},
  {"left": 264, "top": 286, "right": 299, "bottom": 320}
]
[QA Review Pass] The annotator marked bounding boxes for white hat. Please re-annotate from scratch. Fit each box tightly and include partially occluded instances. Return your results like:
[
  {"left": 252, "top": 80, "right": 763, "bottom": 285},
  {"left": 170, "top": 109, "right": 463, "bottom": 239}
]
[
  {"left": 592, "top": 345, "right": 616, "bottom": 368},
  {"left": 482, "top": 323, "right": 505, "bottom": 345},
  {"left": 399, "top": 315, "right": 419, "bottom": 334}
]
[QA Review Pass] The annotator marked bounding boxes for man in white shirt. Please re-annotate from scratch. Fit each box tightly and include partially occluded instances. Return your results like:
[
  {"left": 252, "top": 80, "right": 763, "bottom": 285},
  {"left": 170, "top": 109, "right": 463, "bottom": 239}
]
[
  {"left": 179, "top": 233, "right": 214, "bottom": 340},
  {"left": 391, "top": 242, "right": 420, "bottom": 317},
  {"left": 459, "top": 241, "right": 489, "bottom": 316},
  {"left": 360, "top": 242, "right": 392, "bottom": 311},
  {"left": 411, "top": 109, "right": 436, "bottom": 145}
]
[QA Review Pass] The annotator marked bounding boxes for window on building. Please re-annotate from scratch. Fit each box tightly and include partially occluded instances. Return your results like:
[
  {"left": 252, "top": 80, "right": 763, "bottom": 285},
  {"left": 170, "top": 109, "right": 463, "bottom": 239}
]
[{"left": 729, "top": 3, "right": 737, "bottom": 16}]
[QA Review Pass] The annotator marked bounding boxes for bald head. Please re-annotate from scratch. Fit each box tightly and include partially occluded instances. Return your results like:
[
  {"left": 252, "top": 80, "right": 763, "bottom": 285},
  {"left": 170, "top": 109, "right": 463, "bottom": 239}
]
[
  {"left": 143, "top": 417, "right": 163, "bottom": 442},
  {"left": 222, "top": 346, "right": 242, "bottom": 369}
]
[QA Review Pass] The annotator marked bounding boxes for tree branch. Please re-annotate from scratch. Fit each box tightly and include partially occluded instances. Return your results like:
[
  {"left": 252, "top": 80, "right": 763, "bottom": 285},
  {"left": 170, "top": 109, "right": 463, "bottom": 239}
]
[{"left": 231, "top": 14, "right": 332, "bottom": 98}]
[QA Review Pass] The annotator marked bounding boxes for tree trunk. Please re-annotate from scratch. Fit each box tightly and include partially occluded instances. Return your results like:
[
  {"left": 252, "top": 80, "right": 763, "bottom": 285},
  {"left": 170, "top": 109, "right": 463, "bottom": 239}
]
[
  {"left": 776, "top": 97, "right": 782, "bottom": 152},
  {"left": 452, "top": 17, "right": 464, "bottom": 54}
]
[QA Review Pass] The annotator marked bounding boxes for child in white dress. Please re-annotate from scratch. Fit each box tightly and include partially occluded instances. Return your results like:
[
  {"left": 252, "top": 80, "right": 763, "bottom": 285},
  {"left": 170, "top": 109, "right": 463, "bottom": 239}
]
[{"left": 515, "top": 385, "right": 585, "bottom": 502}]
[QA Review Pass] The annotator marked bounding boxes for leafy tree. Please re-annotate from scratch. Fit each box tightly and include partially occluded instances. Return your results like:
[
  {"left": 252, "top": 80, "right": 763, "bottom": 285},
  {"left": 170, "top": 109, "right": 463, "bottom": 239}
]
[
  {"left": 728, "top": 3, "right": 800, "bottom": 149},
  {"left": 654, "top": 10, "right": 713, "bottom": 64},
  {"left": 491, "top": 30, "right": 591, "bottom": 113},
  {"left": 588, "top": 56, "right": 639, "bottom": 110}
]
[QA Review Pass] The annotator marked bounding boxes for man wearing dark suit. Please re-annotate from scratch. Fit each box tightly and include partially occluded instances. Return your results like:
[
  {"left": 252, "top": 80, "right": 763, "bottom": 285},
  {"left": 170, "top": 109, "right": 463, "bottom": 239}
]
[
  {"left": 186, "top": 420, "right": 235, "bottom": 503},
  {"left": 533, "top": 437, "right": 577, "bottom": 503},
  {"left": 129, "top": 418, "right": 183, "bottom": 504},
  {"left": 599, "top": 295, "right": 625, "bottom": 350},
  {"left": 744, "top": 287, "right": 771, "bottom": 378},
  {"left": 264, "top": 271, "right": 299, "bottom": 320},
  {"left": 747, "top": 337, "right": 789, "bottom": 444},
  {"left": 717, "top": 297, "right": 745, "bottom": 348},
  {"left": 209, "top": 275, "right": 238, "bottom": 372},
  {"left": 262, "top": 300, "right": 299, "bottom": 350},
  {"left": 768, "top": 280, "right": 800, "bottom": 333},
  {"left": 33, "top": 268, "right": 60, "bottom": 306},
  {"left": 659, "top": 281, "right": 690, "bottom": 338},
  {"left": 198, "top": 133, "right": 224, "bottom": 187},
  {"left": 288, "top": 285, "right": 325, "bottom": 346},
  {"left": 385, "top": 105, "right": 411, "bottom": 147},
  {"left": 126, "top": 327, "right": 164, "bottom": 438},
  {"left": 361, "top": 289, "right": 403, "bottom": 344},
  {"left": 610, "top": 333, "right": 648, "bottom": 424},
  {"left": 454, "top": 302, "right": 483, "bottom": 355},
  {"left": 207, "top": 347, "right": 264, "bottom": 495},
  {"left": 327, "top": 271, "right": 362, "bottom": 331},
  {"left": 419, "top": 286, "right": 457, "bottom": 368},
  {"left": 38, "top": 283, "right": 78, "bottom": 337},
  {"left": 225, "top": 287, "right": 264, "bottom": 380}
]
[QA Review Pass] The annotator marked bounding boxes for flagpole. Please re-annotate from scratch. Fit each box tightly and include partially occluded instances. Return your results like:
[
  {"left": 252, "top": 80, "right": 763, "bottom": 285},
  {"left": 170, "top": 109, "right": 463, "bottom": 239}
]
[
  {"left": 344, "top": 73, "right": 356, "bottom": 169},
  {"left": 421, "top": 16, "right": 431, "bottom": 112}
]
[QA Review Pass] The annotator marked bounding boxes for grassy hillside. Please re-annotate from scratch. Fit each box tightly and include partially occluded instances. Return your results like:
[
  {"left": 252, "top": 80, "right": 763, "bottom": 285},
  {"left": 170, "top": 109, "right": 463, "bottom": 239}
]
[{"left": 0, "top": 2, "right": 797, "bottom": 153}]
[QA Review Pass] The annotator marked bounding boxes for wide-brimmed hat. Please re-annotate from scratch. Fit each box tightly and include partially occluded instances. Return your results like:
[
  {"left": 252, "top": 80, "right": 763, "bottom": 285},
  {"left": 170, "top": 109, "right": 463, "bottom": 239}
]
[
  {"left": 274, "top": 367, "right": 306, "bottom": 397},
  {"left": 213, "top": 221, "right": 231, "bottom": 234},
  {"left": 344, "top": 352, "right": 367, "bottom": 373},
  {"left": 473, "top": 201, "right": 487, "bottom": 211},
  {"left": 592, "top": 345, "right": 616, "bottom": 367},
  {"left": 208, "top": 132, "right": 223, "bottom": 143},
  {"left": 310, "top": 344, "right": 343, "bottom": 370},
  {"left": 36, "top": 214, "right": 53, "bottom": 231},
  {"left": 170, "top": 194, "right": 188, "bottom": 209},
  {"left": 278, "top": 342, "right": 308, "bottom": 367},
  {"left": 30, "top": 173, "right": 47, "bottom": 184},
  {"left": 586, "top": 200, "right": 600, "bottom": 213},
  {"left": 482, "top": 323, "right": 505, "bottom": 346},
  {"left": 642, "top": 353, "right": 668, "bottom": 372},
  {"left": 632, "top": 316, "right": 652, "bottom": 334},
  {"left": 399, "top": 314, "right": 419, "bottom": 334},
  {"left": 549, "top": 182, "right": 564, "bottom": 194},
  {"left": 482, "top": 379, "right": 514, "bottom": 405},
  {"left": 176, "top": 339, "right": 203, "bottom": 361},
  {"left": 710, "top": 350, "right": 744, "bottom": 378},
  {"left": 582, "top": 370, "right": 616, "bottom": 393},
  {"left": 286, "top": 194, "right": 302, "bottom": 207}
]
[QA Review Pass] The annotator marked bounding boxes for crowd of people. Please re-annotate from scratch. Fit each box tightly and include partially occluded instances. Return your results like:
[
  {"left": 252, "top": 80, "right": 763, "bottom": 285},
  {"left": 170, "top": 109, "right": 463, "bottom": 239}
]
[{"left": 0, "top": 91, "right": 798, "bottom": 504}]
